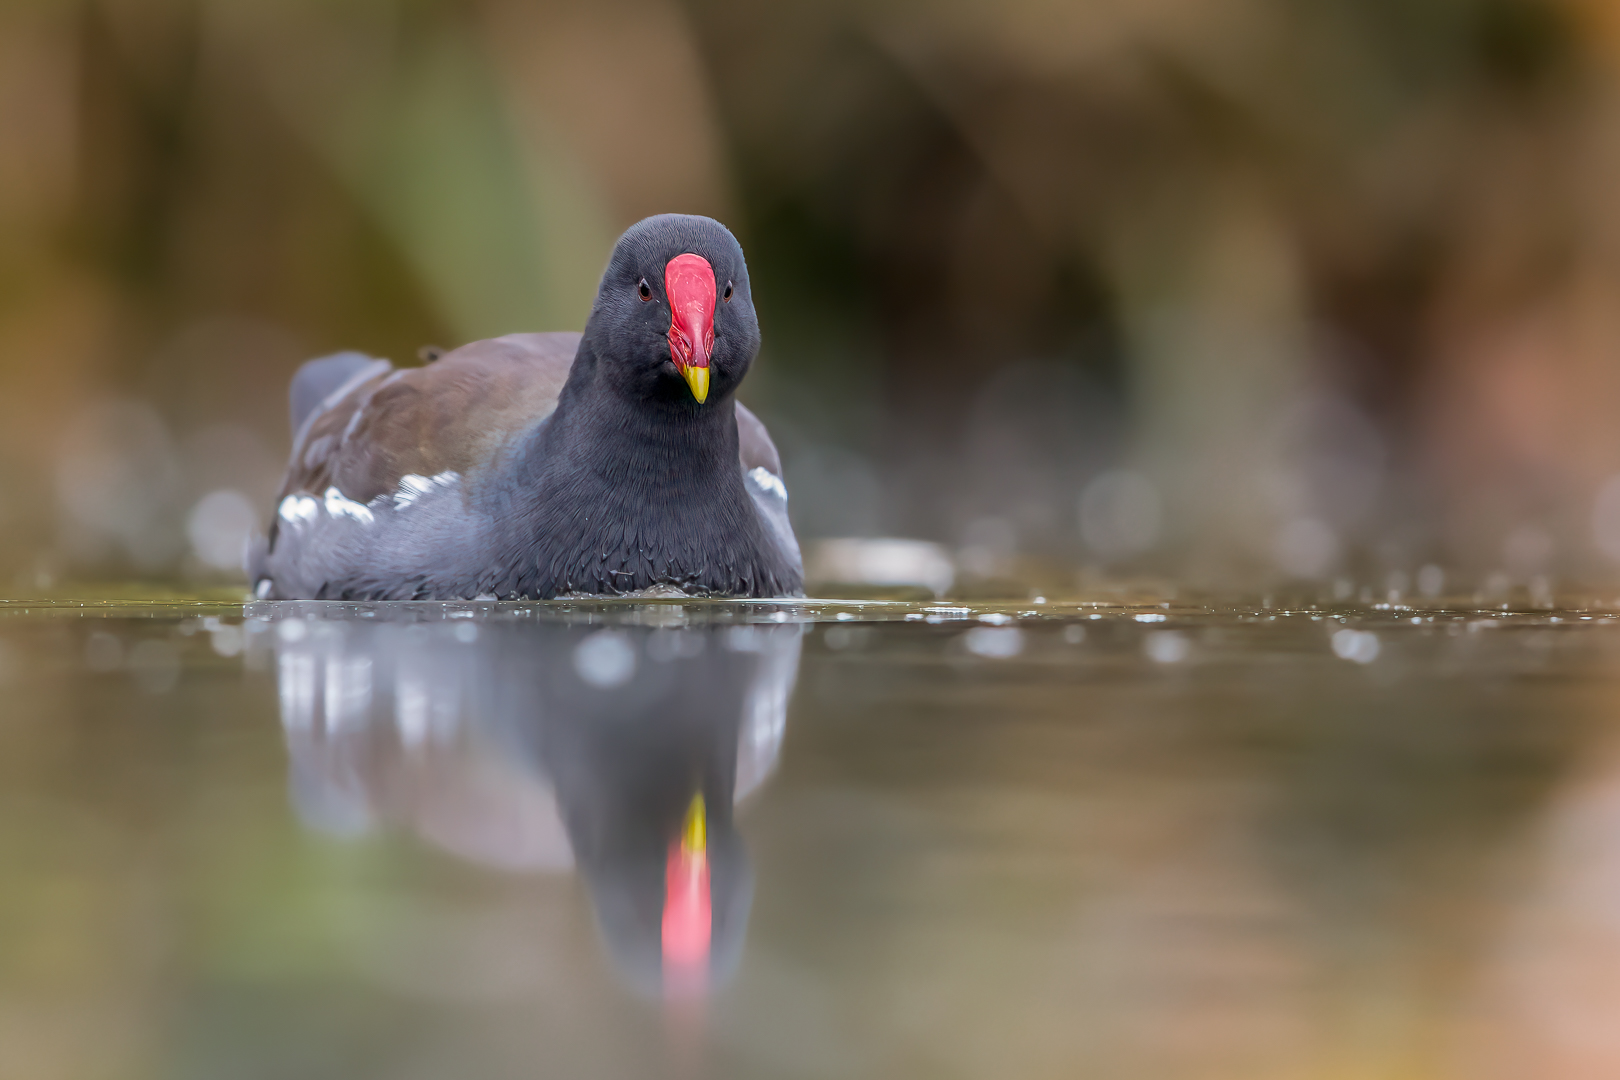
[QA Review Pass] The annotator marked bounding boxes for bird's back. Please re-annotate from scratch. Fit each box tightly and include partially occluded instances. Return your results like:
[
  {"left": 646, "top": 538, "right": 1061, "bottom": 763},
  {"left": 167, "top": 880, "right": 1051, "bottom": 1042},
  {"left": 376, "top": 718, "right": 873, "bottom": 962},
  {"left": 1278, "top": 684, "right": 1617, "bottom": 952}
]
[
  {"left": 255, "top": 331, "right": 797, "bottom": 599},
  {"left": 281, "top": 332, "right": 580, "bottom": 508}
]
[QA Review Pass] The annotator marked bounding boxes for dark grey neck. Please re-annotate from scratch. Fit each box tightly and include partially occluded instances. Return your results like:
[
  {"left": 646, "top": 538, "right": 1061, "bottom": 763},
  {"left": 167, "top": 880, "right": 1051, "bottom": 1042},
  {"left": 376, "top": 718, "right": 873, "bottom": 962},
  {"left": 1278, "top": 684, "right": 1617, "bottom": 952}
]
[
  {"left": 487, "top": 345, "right": 800, "bottom": 599},
  {"left": 535, "top": 356, "right": 745, "bottom": 500}
]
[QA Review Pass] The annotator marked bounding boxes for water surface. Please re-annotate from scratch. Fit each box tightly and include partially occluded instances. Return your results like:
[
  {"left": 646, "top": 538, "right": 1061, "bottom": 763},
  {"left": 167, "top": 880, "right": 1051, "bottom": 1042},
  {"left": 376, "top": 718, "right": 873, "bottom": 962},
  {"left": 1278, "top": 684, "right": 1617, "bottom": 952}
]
[{"left": 2, "top": 596, "right": 1618, "bottom": 1078}]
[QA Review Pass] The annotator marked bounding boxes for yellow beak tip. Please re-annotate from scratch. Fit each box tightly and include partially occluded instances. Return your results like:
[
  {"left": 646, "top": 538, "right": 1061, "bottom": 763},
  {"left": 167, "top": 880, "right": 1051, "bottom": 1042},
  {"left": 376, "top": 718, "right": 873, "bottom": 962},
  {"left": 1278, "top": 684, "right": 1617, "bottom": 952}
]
[
  {"left": 681, "top": 365, "right": 710, "bottom": 404},
  {"left": 682, "top": 793, "right": 707, "bottom": 854}
]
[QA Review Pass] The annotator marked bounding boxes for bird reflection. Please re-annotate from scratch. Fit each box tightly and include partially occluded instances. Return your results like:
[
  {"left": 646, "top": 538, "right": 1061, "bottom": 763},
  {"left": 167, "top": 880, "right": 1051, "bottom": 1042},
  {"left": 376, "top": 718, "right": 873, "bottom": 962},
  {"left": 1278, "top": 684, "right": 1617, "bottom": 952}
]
[{"left": 256, "top": 610, "right": 801, "bottom": 997}]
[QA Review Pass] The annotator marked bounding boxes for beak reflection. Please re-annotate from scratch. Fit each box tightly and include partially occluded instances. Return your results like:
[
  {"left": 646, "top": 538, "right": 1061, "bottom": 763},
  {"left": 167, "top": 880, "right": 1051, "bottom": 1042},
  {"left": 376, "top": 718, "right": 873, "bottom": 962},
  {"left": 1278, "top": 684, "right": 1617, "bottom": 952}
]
[
  {"left": 256, "top": 608, "right": 802, "bottom": 997},
  {"left": 663, "top": 793, "right": 712, "bottom": 994}
]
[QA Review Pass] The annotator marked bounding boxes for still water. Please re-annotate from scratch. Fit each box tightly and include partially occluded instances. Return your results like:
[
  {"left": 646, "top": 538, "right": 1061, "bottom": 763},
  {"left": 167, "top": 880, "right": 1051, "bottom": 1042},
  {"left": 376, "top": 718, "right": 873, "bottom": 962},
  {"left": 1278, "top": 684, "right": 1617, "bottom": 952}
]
[{"left": 2, "top": 596, "right": 1619, "bottom": 1078}]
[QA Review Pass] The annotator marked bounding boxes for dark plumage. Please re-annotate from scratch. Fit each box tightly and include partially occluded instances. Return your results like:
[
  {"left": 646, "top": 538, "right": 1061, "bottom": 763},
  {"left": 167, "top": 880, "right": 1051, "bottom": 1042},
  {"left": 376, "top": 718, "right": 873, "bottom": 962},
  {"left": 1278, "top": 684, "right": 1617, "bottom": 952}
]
[
  {"left": 269, "top": 614, "right": 804, "bottom": 996},
  {"left": 250, "top": 214, "right": 803, "bottom": 600}
]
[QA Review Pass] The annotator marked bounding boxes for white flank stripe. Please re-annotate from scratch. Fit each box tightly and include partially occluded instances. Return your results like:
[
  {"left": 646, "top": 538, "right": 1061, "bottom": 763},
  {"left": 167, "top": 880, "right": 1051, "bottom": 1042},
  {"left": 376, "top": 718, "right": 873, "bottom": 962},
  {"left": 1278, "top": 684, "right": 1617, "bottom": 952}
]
[
  {"left": 324, "top": 487, "right": 375, "bottom": 525},
  {"left": 392, "top": 470, "right": 459, "bottom": 510},
  {"left": 278, "top": 494, "right": 320, "bottom": 526},
  {"left": 748, "top": 466, "right": 787, "bottom": 501}
]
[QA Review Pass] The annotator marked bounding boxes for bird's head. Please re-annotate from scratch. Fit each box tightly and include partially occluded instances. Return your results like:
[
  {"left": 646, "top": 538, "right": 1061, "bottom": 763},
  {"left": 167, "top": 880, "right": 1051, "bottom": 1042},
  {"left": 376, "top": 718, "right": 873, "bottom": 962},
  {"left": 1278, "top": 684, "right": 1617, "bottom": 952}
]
[{"left": 585, "top": 214, "right": 760, "bottom": 408}]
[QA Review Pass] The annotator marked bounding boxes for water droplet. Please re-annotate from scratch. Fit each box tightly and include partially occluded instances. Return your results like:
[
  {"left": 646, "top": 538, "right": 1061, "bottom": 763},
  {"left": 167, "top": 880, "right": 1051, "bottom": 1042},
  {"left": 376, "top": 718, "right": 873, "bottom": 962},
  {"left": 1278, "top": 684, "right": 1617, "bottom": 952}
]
[
  {"left": 210, "top": 625, "right": 244, "bottom": 657},
  {"left": 574, "top": 631, "right": 636, "bottom": 688},
  {"left": 963, "top": 626, "right": 1023, "bottom": 659},
  {"left": 1274, "top": 517, "right": 1339, "bottom": 579},
  {"left": 128, "top": 640, "right": 180, "bottom": 693},
  {"left": 1079, "top": 470, "right": 1161, "bottom": 557},
  {"left": 825, "top": 626, "right": 874, "bottom": 651},
  {"left": 1331, "top": 628, "right": 1380, "bottom": 664},
  {"left": 1144, "top": 631, "right": 1188, "bottom": 664},
  {"left": 86, "top": 631, "right": 122, "bottom": 672},
  {"left": 187, "top": 489, "right": 259, "bottom": 572}
]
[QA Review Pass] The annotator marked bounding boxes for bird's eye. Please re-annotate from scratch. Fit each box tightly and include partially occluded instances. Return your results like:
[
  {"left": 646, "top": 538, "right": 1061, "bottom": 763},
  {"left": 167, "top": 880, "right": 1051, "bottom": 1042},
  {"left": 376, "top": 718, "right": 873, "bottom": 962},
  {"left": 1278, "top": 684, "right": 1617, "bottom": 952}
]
[
  {"left": 723, "top": 281, "right": 734, "bottom": 302},
  {"left": 637, "top": 278, "right": 652, "bottom": 301}
]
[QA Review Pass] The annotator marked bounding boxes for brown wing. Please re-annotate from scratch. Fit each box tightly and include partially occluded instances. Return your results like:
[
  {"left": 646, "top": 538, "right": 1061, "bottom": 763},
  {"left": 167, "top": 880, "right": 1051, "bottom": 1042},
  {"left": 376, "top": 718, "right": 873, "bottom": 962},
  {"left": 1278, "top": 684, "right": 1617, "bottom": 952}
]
[{"left": 281, "top": 332, "right": 580, "bottom": 504}]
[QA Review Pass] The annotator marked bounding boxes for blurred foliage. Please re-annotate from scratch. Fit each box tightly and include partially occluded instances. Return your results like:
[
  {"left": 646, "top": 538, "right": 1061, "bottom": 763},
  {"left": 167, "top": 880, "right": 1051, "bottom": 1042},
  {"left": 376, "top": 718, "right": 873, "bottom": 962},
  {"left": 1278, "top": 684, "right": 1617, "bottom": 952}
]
[{"left": 1, "top": 0, "right": 1619, "bottom": 593}]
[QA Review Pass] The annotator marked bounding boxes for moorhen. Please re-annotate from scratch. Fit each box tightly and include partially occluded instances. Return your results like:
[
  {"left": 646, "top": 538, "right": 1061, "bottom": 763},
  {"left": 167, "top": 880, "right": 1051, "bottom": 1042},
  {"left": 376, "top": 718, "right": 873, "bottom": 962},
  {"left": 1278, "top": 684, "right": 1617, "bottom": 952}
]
[{"left": 249, "top": 214, "right": 803, "bottom": 600}]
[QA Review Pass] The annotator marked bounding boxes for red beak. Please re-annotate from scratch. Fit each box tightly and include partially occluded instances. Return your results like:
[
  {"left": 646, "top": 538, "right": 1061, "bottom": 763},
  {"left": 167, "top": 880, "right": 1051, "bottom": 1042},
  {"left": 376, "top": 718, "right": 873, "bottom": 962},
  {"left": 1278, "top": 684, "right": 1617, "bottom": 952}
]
[{"left": 664, "top": 253, "right": 716, "bottom": 403}]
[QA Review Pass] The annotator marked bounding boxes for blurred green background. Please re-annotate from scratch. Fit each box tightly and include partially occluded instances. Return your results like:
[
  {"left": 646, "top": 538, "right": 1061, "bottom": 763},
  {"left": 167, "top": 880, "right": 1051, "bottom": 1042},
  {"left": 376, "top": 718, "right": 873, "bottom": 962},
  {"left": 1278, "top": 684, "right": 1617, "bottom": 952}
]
[{"left": 4, "top": 0, "right": 1620, "bottom": 595}]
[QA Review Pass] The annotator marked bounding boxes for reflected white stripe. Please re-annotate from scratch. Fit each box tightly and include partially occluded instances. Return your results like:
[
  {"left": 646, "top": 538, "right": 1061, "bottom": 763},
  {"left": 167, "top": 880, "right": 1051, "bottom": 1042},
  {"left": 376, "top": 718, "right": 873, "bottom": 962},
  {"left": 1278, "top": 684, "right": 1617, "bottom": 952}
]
[
  {"left": 323, "top": 655, "right": 372, "bottom": 732},
  {"left": 395, "top": 667, "right": 430, "bottom": 748},
  {"left": 278, "top": 652, "right": 317, "bottom": 731}
]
